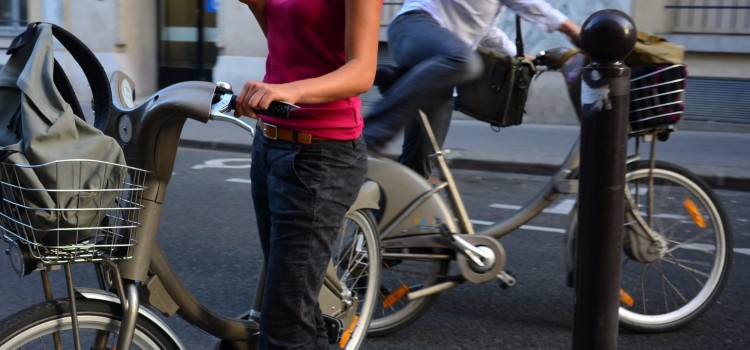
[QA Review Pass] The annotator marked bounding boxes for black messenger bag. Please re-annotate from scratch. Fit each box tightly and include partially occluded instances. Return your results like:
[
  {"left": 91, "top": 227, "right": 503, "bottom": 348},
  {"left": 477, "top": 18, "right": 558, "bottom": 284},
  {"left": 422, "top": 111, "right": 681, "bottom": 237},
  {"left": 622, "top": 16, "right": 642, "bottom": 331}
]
[{"left": 455, "top": 15, "right": 536, "bottom": 128}]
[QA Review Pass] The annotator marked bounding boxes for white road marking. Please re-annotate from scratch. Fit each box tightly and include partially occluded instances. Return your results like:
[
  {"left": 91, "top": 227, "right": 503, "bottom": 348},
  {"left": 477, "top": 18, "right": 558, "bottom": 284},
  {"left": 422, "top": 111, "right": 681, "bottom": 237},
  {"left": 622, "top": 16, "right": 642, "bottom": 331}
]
[
  {"left": 470, "top": 219, "right": 494, "bottom": 226},
  {"left": 220, "top": 176, "right": 750, "bottom": 257},
  {"left": 483, "top": 202, "right": 749, "bottom": 256},
  {"left": 192, "top": 158, "right": 251, "bottom": 169},
  {"left": 490, "top": 199, "right": 576, "bottom": 215},
  {"left": 470, "top": 220, "right": 566, "bottom": 234},
  {"left": 226, "top": 178, "right": 252, "bottom": 184}
]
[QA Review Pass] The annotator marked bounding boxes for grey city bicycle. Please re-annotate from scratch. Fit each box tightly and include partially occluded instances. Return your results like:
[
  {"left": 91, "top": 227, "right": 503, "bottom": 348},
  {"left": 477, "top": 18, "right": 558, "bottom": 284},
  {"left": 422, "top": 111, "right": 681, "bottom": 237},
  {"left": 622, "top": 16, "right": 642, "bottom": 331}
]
[
  {"left": 0, "top": 66, "right": 381, "bottom": 349},
  {"left": 361, "top": 49, "right": 733, "bottom": 336}
]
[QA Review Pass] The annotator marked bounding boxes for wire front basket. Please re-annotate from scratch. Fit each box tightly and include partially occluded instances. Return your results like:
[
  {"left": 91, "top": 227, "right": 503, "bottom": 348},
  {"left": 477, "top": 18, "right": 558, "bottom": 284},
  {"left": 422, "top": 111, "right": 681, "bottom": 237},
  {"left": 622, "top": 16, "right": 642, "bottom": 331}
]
[
  {"left": 0, "top": 159, "right": 147, "bottom": 265},
  {"left": 629, "top": 64, "right": 687, "bottom": 135}
]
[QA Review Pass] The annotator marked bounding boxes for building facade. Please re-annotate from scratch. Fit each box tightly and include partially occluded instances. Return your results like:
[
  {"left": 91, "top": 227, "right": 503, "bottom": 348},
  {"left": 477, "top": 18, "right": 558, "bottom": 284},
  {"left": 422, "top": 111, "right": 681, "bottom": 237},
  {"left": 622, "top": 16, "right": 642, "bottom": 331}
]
[{"left": 1, "top": 0, "right": 748, "bottom": 124}]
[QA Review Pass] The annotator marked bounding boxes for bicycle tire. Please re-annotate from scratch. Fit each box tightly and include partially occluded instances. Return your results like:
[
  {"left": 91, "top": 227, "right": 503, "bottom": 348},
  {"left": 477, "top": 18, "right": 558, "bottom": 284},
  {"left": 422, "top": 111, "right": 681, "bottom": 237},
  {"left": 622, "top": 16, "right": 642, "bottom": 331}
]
[
  {"left": 334, "top": 209, "right": 381, "bottom": 349},
  {"left": 0, "top": 298, "right": 180, "bottom": 350},
  {"left": 367, "top": 236, "right": 451, "bottom": 337},
  {"left": 565, "top": 160, "right": 732, "bottom": 332}
]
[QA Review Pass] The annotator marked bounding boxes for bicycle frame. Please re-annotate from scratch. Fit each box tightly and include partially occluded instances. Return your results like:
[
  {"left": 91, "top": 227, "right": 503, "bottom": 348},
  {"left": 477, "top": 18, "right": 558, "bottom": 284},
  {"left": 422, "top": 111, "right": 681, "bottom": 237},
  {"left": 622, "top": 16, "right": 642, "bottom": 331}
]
[
  {"left": 13, "top": 71, "right": 378, "bottom": 349},
  {"left": 371, "top": 111, "right": 580, "bottom": 266},
  {"left": 370, "top": 77, "right": 660, "bottom": 300}
]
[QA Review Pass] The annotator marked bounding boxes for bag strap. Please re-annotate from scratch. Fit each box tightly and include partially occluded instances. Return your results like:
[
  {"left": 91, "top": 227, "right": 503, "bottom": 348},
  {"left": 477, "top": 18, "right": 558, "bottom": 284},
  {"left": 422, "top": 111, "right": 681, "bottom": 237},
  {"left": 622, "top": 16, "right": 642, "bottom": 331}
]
[
  {"left": 52, "top": 57, "right": 85, "bottom": 121},
  {"left": 6, "top": 23, "right": 112, "bottom": 132},
  {"left": 0, "top": 150, "right": 19, "bottom": 163},
  {"left": 515, "top": 15, "right": 524, "bottom": 58},
  {"left": 554, "top": 48, "right": 582, "bottom": 69}
]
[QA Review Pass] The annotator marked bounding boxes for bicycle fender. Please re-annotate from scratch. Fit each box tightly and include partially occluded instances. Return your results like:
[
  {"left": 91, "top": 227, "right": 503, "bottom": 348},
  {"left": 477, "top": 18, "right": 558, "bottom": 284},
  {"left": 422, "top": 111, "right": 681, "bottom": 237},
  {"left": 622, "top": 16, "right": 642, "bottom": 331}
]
[
  {"left": 74, "top": 287, "right": 186, "bottom": 350},
  {"left": 347, "top": 180, "right": 380, "bottom": 214}
]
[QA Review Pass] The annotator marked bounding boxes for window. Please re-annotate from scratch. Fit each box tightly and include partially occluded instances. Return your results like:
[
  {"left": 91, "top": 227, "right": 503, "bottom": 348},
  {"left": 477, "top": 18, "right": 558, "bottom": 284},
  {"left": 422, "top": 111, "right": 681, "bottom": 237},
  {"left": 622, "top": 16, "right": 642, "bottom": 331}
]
[
  {"left": 668, "top": 0, "right": 750, "bottom": 34},
  {"left": 0, "top": 0, "right": 28, "bottom": 37}
]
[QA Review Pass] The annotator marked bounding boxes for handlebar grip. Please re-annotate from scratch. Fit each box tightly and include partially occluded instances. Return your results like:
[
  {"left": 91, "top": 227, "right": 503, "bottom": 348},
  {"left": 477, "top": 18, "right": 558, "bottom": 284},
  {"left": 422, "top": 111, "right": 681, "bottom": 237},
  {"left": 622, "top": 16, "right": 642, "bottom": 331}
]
[{"left": 227, "top": 95, "right": 299, "bottom": 119}]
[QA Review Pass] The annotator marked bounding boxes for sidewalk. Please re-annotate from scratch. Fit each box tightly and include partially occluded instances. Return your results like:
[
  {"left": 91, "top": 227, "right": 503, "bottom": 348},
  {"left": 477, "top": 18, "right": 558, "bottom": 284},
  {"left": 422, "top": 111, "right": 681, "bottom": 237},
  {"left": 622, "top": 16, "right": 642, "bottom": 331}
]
[{"left": 180, "top": 113, "right": 750, "bottom": 192}]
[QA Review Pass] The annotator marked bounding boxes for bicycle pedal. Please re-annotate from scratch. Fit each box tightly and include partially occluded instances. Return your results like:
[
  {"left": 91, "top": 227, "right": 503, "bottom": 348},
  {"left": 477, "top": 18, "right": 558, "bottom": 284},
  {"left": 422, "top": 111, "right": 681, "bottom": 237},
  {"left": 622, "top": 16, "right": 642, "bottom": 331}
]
[
  {"left": 323, "top": 314, "right": 344, "bottom": 345},
  {"left": 497, "top": 270, "right": 517, "bottom": 289}
]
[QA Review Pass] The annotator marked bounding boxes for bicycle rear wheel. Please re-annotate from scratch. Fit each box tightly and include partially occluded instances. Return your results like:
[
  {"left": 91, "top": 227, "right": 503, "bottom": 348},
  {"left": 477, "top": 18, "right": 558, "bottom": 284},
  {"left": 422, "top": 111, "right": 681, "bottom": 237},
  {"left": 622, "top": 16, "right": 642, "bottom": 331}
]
[
  {"left": 566, "top": 160, "right": 732, "bottom": 332},
  {"left": 332, "top": 209, "right": 381, "bottom": 349},
  {"left": 0, "top": 298, "right": 180, "bottom": 350}
]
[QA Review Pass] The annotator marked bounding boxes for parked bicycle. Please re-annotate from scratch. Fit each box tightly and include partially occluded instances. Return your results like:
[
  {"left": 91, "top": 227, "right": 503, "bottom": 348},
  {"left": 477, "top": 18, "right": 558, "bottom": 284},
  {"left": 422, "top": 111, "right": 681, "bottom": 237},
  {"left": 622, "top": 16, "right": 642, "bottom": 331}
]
[
  {"left": 362, "top": 49, "right": 732, "bottom": 336},
  {"left": 0, "top": 68, "right": 381, "bottom": 349}
]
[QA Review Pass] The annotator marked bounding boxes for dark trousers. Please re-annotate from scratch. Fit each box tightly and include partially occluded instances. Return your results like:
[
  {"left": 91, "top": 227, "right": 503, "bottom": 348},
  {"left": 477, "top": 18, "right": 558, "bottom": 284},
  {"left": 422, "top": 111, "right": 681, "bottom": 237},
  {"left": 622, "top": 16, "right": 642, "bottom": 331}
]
[
  {"left": 363, "top": 10, "right": 483, "bottom": 177},
  {"left": 250, "top": 134, "right": 367, "bottom": 349}
]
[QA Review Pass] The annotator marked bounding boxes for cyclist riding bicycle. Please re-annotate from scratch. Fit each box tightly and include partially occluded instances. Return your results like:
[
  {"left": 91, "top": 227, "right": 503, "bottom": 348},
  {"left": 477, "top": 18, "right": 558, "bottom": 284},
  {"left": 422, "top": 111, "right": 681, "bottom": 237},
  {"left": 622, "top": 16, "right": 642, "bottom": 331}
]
[{"left": 363, "top": 0, "right": 581, "bottom": 178}]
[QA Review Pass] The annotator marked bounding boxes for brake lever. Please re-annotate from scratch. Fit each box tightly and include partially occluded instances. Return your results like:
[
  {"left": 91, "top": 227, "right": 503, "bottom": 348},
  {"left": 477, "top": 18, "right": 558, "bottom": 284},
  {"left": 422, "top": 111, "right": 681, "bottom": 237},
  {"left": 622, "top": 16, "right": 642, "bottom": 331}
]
[{"left": 210, "top": 93, "right": 256, "bottom": 137}]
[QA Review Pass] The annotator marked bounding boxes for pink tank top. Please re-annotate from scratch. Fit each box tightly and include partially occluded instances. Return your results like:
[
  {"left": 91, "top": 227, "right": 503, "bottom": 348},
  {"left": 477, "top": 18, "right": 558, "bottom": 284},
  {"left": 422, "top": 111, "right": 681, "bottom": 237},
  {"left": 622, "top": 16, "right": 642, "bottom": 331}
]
[{"left": 261, "top": 0, "right": 363, "bottom": 140}]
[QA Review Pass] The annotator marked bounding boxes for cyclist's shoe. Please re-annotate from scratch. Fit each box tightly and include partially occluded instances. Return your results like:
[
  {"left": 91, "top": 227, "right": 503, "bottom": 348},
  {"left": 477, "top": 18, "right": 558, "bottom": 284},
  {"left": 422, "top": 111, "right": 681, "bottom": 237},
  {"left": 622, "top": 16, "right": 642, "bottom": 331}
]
[
  {"left": 364, "top": 135, "right": 390, "bottom": 159},
  {"left": 374, "top": 65, "right": 408, "bottom": 95},
  {"left": 365, "top": 142, "right": 386, "bottom": 159}
]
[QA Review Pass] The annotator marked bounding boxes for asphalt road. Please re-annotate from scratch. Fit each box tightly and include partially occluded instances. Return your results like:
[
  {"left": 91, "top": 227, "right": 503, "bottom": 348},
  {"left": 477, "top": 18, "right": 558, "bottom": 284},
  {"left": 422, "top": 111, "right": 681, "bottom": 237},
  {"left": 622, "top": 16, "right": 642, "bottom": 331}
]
[{"left": 1, "top": 147, "right": 748, "bottom": 349}]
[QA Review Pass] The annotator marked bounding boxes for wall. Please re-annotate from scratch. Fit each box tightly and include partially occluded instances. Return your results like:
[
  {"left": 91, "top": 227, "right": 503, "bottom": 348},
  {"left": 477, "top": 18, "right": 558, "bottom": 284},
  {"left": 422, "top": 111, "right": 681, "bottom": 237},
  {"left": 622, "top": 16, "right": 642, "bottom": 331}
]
[
  {"left": 7, "top": 0, "right": 158, "bottom": 102},
  {"left": 211, "top": 1, "right": 267, "bottom": 92},
  {"left": 6, "top": 0, "right": 745, "bottom": 124}
]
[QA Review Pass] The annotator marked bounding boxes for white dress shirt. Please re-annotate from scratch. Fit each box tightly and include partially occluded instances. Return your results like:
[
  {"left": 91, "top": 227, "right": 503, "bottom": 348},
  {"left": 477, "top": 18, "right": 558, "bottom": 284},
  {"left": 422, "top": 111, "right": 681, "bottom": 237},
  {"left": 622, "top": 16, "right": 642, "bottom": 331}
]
[{"left": 396, "top": 0, "right": 568, "bottom": 55}]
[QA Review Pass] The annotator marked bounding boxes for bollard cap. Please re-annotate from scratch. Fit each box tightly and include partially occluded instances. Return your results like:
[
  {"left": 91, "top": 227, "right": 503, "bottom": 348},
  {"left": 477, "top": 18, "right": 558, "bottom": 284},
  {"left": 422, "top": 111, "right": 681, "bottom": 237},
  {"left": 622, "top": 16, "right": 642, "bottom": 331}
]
[{"left": 580, "top": 9, "right": 637, "bottom": 64}]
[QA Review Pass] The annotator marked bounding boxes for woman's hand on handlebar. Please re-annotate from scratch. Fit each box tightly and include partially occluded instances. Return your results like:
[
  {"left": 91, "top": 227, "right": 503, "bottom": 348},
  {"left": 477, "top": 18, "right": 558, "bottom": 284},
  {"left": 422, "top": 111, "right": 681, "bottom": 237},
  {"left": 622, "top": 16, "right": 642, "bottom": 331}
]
[{"left": 234, "top": 80, "right": 300, "bottom": 119}]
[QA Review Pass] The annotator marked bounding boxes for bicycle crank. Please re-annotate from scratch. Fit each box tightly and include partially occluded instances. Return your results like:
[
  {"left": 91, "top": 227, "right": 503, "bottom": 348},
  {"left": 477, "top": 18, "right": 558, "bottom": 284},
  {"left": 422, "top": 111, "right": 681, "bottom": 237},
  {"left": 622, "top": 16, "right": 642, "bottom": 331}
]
[{"left": 453, "top": 234, "right": 506, "bottom": 284}]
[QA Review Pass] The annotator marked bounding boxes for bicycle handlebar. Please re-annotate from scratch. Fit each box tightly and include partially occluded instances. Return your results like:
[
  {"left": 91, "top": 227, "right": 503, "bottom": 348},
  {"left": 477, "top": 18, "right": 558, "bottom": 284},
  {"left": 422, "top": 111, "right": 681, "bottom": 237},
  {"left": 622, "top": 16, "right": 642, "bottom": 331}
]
[{"left": 209, "top": 86, "right": 301, "bottom": 137}]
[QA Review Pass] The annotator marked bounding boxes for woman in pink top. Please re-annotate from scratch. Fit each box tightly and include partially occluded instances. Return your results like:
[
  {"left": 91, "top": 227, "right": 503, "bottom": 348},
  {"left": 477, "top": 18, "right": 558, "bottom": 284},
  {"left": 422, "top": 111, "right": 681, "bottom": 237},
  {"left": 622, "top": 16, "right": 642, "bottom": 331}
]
[{"left": 235, "top": 0, "right": 380, "bottom": 349}]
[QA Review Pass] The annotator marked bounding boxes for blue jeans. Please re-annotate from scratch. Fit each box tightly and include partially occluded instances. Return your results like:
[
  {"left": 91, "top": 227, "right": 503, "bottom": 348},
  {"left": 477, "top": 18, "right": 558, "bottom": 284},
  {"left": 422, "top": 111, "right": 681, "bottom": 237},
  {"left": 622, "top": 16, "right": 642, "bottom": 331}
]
[
  {"left": 363, "top": 10, "right": 483, "bottom": 177},
  {"left": 250, "top": 134, "right": 367, "bottom": 350}
]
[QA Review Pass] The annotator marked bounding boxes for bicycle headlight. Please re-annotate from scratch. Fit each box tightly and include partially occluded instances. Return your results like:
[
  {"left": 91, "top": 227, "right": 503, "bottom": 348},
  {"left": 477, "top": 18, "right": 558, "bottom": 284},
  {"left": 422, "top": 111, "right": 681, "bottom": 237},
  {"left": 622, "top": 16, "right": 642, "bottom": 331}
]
[{"left": 6, "top": 240, "right": 37, "bottom": 277}]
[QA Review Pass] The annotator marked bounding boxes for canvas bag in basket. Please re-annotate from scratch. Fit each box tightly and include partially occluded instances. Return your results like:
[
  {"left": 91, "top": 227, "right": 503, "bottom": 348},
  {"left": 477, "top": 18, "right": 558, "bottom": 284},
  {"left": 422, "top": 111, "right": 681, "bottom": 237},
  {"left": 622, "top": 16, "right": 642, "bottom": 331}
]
[
  {"left": 625, "top": 31, "right": 685, "bottom": 66},
  {"left": 455, "top": 15, "right": 536, "bottom": 128},
  {"left": 0, "top": 23, "right": 126, "bottom": 245}
]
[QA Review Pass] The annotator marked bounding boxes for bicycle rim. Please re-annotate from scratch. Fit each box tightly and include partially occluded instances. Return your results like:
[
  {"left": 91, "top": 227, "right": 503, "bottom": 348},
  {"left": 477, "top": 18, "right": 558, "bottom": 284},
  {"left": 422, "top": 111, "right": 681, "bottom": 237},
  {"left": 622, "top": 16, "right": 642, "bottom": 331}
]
[
  {"left": 0, "top": 298, "right": 179, "bottom": 350},
  {"left": 618, "top": 160, "right": 732, "bottom": 332},
  {"left": 368, "top": 239, "right": 450, "bottom": 337},
  {"left": 332, "top": 209, "right": 380, "bottom": 349}
]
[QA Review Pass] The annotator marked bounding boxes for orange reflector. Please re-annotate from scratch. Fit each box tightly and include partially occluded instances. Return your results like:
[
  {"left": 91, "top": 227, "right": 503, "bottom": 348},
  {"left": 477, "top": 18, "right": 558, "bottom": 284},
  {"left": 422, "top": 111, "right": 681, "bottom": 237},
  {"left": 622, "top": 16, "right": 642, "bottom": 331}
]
[
  {"left": 683, "top": 198, "right": 707, "bottom": 229},
  {"left": 382, "top": 284, "right": 410, "bottom": 309},
  {"left": 620, "top": 289, "right": 634, "bottom": 308},
  {"left": 339, "top": 315, "right": 358, "bottom": 349}
]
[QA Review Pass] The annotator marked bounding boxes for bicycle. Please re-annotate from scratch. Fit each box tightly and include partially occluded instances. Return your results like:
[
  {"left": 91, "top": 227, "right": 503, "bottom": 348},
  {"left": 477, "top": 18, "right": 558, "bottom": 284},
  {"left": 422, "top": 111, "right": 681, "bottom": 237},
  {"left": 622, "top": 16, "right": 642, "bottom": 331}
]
[
  {"left": 361, "top": 48, "right": 733, "bottom": 336},
  {"left": 0, "top": 69, "right": 382, "bottom": 349}
]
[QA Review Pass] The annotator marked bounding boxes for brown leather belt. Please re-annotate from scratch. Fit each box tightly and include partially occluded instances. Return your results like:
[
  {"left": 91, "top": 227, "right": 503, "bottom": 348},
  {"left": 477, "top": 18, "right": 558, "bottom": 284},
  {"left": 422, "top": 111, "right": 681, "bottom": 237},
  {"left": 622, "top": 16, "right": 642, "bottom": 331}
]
[{"left": 258, "top": 120, "right": 328, "bottom": 145}]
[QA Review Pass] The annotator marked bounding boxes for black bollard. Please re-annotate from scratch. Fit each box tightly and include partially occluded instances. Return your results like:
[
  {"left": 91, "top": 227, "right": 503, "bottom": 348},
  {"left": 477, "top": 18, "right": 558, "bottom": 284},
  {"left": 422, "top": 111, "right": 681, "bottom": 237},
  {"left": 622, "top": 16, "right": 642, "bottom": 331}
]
[{"left": 573, "top": 9, "right": 637, "bottom": 350}]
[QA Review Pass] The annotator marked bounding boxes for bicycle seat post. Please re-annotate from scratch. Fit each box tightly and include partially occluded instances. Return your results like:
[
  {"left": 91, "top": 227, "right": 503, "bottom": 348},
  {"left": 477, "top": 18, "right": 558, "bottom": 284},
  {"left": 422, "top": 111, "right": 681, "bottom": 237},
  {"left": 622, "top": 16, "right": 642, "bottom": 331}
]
[{"left": 417, "top": 110, "right": 474, "bottom": 235}]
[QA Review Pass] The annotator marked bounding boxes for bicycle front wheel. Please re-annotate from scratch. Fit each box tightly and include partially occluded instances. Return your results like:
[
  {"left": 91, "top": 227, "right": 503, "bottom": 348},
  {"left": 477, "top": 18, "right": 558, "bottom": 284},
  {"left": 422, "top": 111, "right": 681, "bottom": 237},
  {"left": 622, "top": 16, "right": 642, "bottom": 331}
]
[
  {"left": 618, "top": 160, "right": 732, "bottom": 332},
  {"left": 332, "top": 209, "right": 381, "bottom": 349},
  {"left": 0, "top": 298, "right": 180, "bottom": 350},
  {"left": 566, "top": 160, "right": 732, "bottom": 333}
]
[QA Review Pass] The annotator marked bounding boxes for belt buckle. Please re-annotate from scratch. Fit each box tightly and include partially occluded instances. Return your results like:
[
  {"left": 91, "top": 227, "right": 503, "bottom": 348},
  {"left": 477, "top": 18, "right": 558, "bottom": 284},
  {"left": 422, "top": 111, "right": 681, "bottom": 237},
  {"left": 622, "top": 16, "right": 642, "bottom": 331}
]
[{"left": 262, "top": 122, "right": 278, "bottom": 140}]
